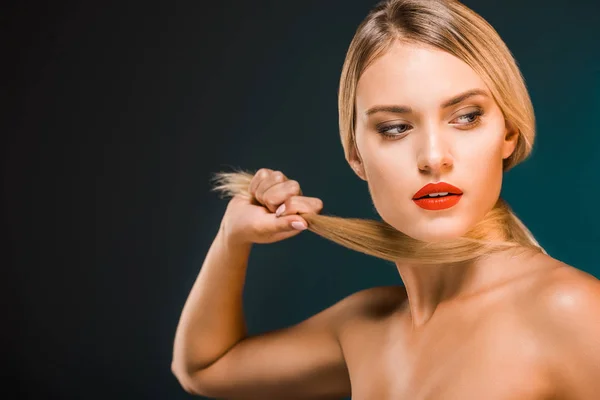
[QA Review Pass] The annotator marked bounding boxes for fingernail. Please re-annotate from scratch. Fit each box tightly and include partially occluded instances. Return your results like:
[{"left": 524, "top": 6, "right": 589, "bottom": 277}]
[
  {"left": 275, "top": 204, "right": 285, "bottom": 217},
  {"left": 291, "top": 221, "right": 307, "bottom": 231}
]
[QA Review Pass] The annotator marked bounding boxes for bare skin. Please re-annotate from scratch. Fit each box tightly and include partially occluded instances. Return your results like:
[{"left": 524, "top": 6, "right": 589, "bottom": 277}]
[
  {"left": 342, "top": 258, "right": 583, "bottom": 400},
  {"left": 171, "top": 169, "right": 600, "bottom": 399},
  {"left": 172, "top": 40, "right": 600, "bottom": 399}
]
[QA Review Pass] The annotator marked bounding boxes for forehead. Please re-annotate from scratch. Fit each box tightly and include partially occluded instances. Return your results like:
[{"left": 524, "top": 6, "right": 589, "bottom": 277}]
[{"left": 356, "top": 42, "right": 488, "bottom": 112}]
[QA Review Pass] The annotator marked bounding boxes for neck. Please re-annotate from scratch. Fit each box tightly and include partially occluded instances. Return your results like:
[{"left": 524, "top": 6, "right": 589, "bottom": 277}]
[{"left": 395, "top": 245, "right": 542, "bottom": 329}]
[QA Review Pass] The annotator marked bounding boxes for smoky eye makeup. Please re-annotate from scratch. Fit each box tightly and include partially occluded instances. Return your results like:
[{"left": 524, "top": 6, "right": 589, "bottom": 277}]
[
  {"left": 374, "top": 106, "right": 486, "bottom": 139},
  {"left": 451, "top": 106, "right": 485, "bottom": 125}
]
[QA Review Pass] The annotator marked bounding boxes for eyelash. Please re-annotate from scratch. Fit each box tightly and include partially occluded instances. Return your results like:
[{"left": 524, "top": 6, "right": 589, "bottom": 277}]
[{"left": 376, "top": 109, "right": 485, "bottom": 139}]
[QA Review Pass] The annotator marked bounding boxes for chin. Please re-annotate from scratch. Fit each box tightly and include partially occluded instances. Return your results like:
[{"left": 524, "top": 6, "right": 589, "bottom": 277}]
[{"left": 398, "top": 220, "right": 474, "bottom": 243}]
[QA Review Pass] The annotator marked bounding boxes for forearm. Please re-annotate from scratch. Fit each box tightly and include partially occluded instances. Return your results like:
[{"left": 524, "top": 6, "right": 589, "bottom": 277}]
[{"left": 172, "top": 223, "right": 252, "bottom": 374}]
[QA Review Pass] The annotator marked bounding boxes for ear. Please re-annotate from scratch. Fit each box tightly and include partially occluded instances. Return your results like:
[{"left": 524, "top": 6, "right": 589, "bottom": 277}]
[
  {"left": 502, "top": 119, "right": 519, "bottom": 160},
  {"left": 348, "top": 143, "right": 367, "bottom": 181}
]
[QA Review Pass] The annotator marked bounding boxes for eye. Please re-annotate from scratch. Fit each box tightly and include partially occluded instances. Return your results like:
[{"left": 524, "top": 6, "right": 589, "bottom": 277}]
[
  {"left": 376, "top": 123, "right": 411, "bottom": 139},
  {"left": 375, "top": 108, "right": 485, "bottom": 140},
  {"left": 452, "top": 108, "right": 484, "bottom": 127}
]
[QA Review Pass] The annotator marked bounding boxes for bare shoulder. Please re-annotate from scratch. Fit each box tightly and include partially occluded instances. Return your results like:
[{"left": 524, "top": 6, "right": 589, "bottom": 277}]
[
  {"left": 337, "top": 285, "right": 408, "bottom": 323},
  {"left": 525, "top": 258, "right": 600, "bottom": 398},
  {"left": 529, "top": 259, "right": 600, "bottom": 316},
  {"left": 524, "top": 255, "right": 600, "bottom": 325}
]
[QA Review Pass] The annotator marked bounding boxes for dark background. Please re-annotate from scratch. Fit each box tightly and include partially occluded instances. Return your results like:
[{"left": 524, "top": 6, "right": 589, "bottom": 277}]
[{"left": 5, "top": 0, "right": 599, "bottom": 398}]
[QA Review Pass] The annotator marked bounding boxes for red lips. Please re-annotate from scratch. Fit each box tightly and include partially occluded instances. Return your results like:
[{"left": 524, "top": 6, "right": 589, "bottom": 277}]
[{"left": 412, "top": 182, "right": 463, "bottom": 200}]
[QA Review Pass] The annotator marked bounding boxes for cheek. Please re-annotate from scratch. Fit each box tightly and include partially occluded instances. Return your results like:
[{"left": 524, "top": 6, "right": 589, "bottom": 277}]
[
  {"left": 463, "top": 130, "right": 506, "bottom": 178},
  {"left": 457, "top": 133, "right": 506, "bottom": 215},
  {"left": 360, "top": 144, "right": 415, "bottom": 220},
  {"left": 357, "top": 128, "right": 412, "bottom": 181}
]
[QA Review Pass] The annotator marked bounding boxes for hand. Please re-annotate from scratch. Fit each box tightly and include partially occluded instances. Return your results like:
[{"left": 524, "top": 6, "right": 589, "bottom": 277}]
[{"left": 220, "top": 168, "right": 323, "bottom": 245}]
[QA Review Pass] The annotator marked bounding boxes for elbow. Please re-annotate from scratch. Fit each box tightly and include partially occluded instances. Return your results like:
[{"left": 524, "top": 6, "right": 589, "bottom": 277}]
[
  {"left": 171, "top": 360, "right": 215, "bottom": 397},
  {"left": 171, "top": 361, "right": 201, "bottom": 396}
]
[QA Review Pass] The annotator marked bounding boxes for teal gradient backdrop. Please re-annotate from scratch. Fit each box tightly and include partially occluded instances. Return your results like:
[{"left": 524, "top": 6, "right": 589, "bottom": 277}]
[
  {"left": 215, "top": 0, "right": 600, "bottom": 339},
  {"left": 5, "top": 0, "right": 598, "bottom": 398},
  {"left": 212, "top": 2, "right": 600, "bottom": 396}
]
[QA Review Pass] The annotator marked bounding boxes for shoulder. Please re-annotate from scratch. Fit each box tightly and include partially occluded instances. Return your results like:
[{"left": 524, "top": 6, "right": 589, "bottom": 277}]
[
  {"left": 335, "top": 285, "right": 408, "bottom": 323},
  {"left": 307, "top": 285, "right": 407, "bottom": 333},
  {"left": 528, "top": 262, "right": 600, "bottom": 397},
  {"left": 531, "top": 263, "right": 600, "bottom": 326},
  {"left": 516, "top": 254, "right": 600, "bottom": 320}
]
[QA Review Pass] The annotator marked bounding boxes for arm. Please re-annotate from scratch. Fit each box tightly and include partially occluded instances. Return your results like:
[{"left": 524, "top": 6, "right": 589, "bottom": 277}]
[
  {"left": 171, "top": 224, "right": 251, "bottom": 385},
  {"left": 534, "top": 267, "right": 600, "bottom": 399},
  {"left": 171, "top": 225, "right": 352, "bottom": 399}
]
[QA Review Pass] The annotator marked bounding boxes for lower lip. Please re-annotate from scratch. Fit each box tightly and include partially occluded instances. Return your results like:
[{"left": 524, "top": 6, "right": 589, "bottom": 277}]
[{"left": 413, "top": 194, "right": 462, "bottom": 210}]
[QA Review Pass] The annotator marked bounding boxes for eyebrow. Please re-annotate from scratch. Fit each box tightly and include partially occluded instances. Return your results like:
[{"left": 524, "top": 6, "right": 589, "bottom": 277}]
[{"left": 364, "top": 88, "right": 489, "bottom": 117}]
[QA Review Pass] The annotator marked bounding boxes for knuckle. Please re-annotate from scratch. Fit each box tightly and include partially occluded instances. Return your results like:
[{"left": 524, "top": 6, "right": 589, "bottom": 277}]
[
  {"left": 286, "top": 180, "right": 301, "bottom": 193},
  {"left": 250, "top": 169, "right": 268, "bottom": 192},
  {"left": 272, "top": 171, "right": 285, "bottom": 182},
  {"left": 256, "top": 168, "right": 270, "bottom": 179},
  {"left": 313, "top": 198, "right": 324, "bottom": 209}
]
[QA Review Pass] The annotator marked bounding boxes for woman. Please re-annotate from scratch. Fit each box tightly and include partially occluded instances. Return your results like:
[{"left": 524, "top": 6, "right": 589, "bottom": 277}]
[{"left": 172, "top": 0, "right": 600, "bottom": 398}]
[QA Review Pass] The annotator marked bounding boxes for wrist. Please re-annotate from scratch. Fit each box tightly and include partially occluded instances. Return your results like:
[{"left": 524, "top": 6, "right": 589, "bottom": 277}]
[{"left": 217, "top": 221, "right": 253, "bottom": 251}]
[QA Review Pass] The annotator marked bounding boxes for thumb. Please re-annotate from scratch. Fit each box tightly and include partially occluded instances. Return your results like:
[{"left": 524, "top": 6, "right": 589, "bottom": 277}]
[{"left": 274, "top": 215, "right": 308, "bottom": 232}]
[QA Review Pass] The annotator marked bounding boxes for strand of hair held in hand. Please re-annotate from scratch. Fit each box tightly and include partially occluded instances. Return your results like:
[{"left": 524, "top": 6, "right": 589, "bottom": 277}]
[{"left": 211, "top": 169, "right": 545, "bottom": 265}]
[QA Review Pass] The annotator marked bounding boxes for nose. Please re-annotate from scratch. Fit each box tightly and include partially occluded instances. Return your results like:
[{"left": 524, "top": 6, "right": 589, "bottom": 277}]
[{"left": 416, "top": 126, "right": 454, "bottom": 174}]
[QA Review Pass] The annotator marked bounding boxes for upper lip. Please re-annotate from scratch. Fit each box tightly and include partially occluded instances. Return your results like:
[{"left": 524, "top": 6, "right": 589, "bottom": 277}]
[{"left": 413, "top": 182, "right": 463, "bottom": 199}]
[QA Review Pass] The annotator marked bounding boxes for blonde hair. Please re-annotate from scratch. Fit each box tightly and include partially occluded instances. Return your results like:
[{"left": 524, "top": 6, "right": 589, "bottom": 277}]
[{"left": 212, "top": 0, "right": 546, "bottom": 265}]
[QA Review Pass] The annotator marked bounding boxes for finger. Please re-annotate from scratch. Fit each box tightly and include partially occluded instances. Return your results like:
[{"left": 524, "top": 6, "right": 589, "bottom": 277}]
[
  {"left": 254, "top": 171, "right": 288, "bottom": 208},
  {"left": 248, "top": 168, "right": 273, "bottom": 198},
  {"left": 275, "top": 196, "right": 323, "bottom": 218},
  {"left": 252, "top": 212, "right": 308, "bottom": 241},
  {"left": 261, "top": 179, "right": 302, "bottom": 213},
  {"left": 272, "top": 214, "right": 309, "bottom": 233}
]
